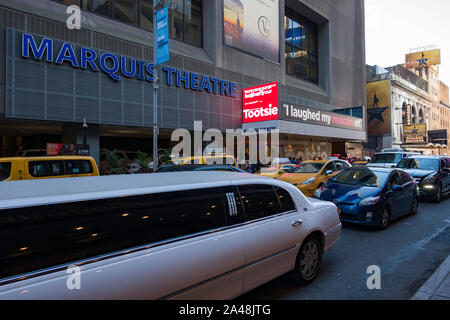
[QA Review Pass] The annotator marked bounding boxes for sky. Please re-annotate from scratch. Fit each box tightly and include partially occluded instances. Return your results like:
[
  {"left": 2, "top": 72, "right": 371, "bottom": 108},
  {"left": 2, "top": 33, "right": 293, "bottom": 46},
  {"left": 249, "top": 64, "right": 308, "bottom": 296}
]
[{"left": 365, "top": 0, "right": 450, "bottom": 85}]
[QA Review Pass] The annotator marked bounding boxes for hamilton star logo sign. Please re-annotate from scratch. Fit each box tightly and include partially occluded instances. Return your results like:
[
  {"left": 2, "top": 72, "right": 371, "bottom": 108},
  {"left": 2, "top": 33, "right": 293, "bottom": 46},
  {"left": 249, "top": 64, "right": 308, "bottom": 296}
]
[
  {"left": 368, "top": 91, "right": 388, "bottom": 123},
  {"left": 368, "top": 107, "right": 388, "bottom": 123},
  {"left": 417, "top": 52, "right": 429, "bottom": 67}
]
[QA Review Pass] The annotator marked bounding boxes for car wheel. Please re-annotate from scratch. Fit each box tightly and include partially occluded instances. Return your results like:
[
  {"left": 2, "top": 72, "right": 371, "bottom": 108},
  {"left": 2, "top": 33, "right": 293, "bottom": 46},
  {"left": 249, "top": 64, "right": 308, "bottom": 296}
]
[
  {"left": 411, "top": 197, "right": 419, "bottom": 215},
  {"left": 293, "top": 236, "right": 322, "bottom": 285},
  {"left": 379, "top": 206, "right": 390, "bottom": 230},
  {"left": 432, "top": 185, "right": 442, "bottom": 203}
]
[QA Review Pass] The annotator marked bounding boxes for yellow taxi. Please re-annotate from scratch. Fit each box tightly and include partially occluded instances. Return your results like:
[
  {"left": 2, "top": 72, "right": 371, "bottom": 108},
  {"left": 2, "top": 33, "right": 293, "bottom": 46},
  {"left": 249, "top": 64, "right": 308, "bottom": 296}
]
[
  {"left": 352, "top": 161, "right": 369, "bottom": 166},
  {"left": 0, "top": 156, "right": 99, "bottom": 181},
  {"left": 168, "top": 154, "right": 238, "bottom": 167},
  {"left": 254, "top": 164, "right": 297, "bottom": 179},
  {"left": 278, "top": 160, "right": 351, "bottom": 197}
]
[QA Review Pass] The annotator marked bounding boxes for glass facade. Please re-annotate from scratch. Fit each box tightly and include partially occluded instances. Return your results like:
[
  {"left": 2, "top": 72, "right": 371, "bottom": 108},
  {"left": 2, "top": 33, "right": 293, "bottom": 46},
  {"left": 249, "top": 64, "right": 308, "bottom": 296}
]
[
  {"left": 285, "top": 7, "right": 318, "bottom": 84},
  {"left": 55, "top": 0, "right": 202, "bottom": 47}
]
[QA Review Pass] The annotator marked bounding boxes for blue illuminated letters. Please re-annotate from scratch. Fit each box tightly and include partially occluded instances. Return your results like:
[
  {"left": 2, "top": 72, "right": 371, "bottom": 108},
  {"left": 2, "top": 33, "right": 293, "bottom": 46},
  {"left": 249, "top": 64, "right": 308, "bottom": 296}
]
[{"left": 21, "top": 33, "right": 237, "bottom": 97}]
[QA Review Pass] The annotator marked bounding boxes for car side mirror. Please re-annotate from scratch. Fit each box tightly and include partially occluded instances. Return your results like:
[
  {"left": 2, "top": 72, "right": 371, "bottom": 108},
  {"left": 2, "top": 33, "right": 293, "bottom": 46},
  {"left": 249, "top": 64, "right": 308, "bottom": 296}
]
[
  {"left": 392, "top": 185, "right": 402, "bottom": 192},
  {"left": 325, "top": 170, "right": 333, "bottom": 176},
  {"left": 391, "top": 165, "right": 396, "bottom": 168},
  {"left": 444, "top": 167, "right": 450, "bottom": 173}
]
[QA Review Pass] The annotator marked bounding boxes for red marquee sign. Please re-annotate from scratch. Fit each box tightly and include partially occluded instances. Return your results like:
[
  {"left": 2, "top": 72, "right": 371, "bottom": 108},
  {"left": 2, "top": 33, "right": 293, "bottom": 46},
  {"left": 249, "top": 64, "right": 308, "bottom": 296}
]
[{"left": 242, "top": 82, "right": 279, "bottom": 123}]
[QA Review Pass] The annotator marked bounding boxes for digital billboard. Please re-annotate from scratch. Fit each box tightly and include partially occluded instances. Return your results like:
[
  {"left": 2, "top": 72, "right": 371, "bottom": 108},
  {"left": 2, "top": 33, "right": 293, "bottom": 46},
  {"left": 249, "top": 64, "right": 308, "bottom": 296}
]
[
  {"left": 281, "top": 104, "right": 363, "bottom": 131},
  {"left": 224, "top": 0, "right": 280, "bottom": 62},
  {"left": 243, "top": 82, "right": 279, "bottom": 123},
  {"left": 366, "top": 80, "right": 392, "bottom": 136},
  {"left": 405, "top": 49, "right": 441, "bottom": 69}
]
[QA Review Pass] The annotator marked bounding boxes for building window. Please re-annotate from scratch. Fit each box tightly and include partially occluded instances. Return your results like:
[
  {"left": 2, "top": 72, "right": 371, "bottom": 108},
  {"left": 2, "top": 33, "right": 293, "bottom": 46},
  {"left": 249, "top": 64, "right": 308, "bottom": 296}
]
[
  {"left": 114, "top": 0, "right": 138, "bottom": 26},
  {"left": 86, "top": 0, "right": 113, "bottom": 17},
  {"left": 54, "top": 0, "right": 202, "bottom": 47},
  {"left": 58, "top": 0, "right": 83, "bottom": 5},
  {"left": 285, "top": 7, "right": 318, "bottom": 84}
]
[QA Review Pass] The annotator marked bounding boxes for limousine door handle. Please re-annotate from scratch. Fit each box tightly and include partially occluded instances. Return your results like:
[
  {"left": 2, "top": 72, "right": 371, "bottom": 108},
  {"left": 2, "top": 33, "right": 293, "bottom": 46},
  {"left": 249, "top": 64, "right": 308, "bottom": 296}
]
[{"left": 292, "top": 220, "right": 303, "bottom": 227}]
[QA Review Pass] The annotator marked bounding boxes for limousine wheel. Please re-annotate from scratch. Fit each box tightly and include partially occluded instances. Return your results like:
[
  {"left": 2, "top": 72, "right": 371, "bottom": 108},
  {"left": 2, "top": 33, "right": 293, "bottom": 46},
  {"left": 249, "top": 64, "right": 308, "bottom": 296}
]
[{"left": 293, "top": 236, "right": 322, "bottom": 285}]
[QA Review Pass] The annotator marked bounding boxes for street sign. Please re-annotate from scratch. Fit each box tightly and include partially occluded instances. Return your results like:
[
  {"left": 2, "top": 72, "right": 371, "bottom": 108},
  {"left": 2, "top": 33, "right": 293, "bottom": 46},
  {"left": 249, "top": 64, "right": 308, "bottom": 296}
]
[{"left": 156, "top": 6, "right": 169, "bottom": 65}]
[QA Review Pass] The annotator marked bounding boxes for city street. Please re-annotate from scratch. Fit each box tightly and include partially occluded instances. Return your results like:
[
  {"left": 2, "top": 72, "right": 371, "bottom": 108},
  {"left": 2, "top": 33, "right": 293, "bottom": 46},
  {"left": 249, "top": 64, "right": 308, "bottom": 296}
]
[
  {"left": 240, "top": 196, "right": 450, "bottom": 300},
  {"left": 1, "top": 0, "right": 450, "bottom": 304}
]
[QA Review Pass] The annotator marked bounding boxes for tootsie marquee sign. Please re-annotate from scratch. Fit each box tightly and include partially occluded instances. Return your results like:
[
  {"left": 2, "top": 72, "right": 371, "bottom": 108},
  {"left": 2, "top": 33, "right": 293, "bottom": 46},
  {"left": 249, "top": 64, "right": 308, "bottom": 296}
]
[
  {"left": 281, "top": 103, "right": 363, "bottom": 131},
  {"left": 242, "top": 82, "right": 279, "bottom": 123}
]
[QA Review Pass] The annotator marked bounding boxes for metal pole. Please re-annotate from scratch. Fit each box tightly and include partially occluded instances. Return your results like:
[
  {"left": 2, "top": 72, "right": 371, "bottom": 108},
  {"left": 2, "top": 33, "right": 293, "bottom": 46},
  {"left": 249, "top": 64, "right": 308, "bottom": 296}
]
[
  {"left": 153, "top": 0, "right": 159, "bottom": 172},
  {"left": 82, "top": 118, "right": 88, "bottom": 146}
]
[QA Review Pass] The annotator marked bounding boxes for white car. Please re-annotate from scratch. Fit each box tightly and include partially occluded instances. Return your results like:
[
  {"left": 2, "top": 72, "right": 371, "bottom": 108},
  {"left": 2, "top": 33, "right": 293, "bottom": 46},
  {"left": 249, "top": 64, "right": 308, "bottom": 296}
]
[
  {"left": 0, "top": 172, "right": 341, "bottom": 300},
  {"left": 368, "top": 151, "right": 421, "bottom": 168}
]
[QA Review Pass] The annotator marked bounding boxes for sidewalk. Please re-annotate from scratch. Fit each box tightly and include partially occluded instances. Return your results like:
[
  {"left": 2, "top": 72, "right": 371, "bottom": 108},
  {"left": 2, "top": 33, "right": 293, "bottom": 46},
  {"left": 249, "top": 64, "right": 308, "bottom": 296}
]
[{"left": 411, "top": 255, "right": 450, "bottom": 300}]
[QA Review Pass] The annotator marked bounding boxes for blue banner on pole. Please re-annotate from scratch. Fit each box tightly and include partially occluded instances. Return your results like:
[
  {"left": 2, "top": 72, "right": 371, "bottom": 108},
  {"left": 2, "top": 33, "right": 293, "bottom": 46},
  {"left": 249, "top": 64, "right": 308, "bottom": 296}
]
[{"left": 156, "top": 6, "right": 169, "bottom": 65}]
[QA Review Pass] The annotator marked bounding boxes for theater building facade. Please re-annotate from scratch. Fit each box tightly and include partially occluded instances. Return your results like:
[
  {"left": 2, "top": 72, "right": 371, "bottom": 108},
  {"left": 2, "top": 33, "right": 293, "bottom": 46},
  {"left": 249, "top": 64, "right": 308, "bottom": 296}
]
[{"left": 0, "top": 0, "right": 366, "bottom": 163}]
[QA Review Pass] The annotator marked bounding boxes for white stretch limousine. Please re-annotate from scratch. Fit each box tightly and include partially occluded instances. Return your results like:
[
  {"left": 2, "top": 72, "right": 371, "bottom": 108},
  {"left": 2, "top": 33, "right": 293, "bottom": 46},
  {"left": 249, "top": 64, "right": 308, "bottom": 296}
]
[{"left": 0, "top": 172, "right": 341, "bottom": 299}]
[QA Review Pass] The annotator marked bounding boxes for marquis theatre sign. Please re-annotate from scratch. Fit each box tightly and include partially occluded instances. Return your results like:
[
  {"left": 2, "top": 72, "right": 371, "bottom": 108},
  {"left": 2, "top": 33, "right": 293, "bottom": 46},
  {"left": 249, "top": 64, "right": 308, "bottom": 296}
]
[
  {"left": 242, "top": 82, "right": 279, "bottom": 123},
  {"left": 281, "top": 103, "right": 363, "bottom": 131},
  {"left": 20, "top": 32, "right": 238, "bottom": 97}
]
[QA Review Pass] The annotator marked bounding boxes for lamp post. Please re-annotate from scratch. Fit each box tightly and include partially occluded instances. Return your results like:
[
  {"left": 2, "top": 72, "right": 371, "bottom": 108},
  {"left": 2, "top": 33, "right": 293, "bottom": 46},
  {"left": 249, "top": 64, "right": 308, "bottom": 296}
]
[
  {"left": 152, "top": 0, "right": 159, "bottom": 172},
  {"left": 152, "top": 1, "right": 169, "bottom": 171}
]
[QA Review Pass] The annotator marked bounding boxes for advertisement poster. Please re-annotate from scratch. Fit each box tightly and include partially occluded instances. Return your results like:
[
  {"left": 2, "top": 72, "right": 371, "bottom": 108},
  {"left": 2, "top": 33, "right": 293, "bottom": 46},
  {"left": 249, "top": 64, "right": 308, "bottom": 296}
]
[
  {"left": 366, "top": 80, "right": 392, "bottom": 136},
  {"left": 156, "top": 6, "right": 170, "bottom": 65},
  {"left": 243, "top": 82, "right": 279, "bottom": 123},
  {"left": 47, "top": 143, "right": 90, "bottom": 156},
  {"left": 224, "top": 0, "right": 280, "bottom": 62},
  {"left": 405, "top": 49, "right": 441, "bottom": 69},
  {"left": 281, "top": 103, "right": 364, "bottom": 131}
]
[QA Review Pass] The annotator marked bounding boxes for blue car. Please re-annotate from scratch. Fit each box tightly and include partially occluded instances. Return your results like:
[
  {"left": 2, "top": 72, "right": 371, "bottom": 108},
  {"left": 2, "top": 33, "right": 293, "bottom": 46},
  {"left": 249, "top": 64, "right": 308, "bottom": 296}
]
[{"left": 316, "top": 167, "right": 419, "bottom": 229}]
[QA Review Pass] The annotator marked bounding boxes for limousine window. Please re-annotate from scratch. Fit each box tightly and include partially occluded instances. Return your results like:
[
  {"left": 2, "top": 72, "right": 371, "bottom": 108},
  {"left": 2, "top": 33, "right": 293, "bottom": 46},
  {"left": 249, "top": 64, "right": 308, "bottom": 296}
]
[
  {"left": 222, "top": 186, "right": 245, "bottom": 226},
  {"left": 238, "top": 185, "right": 283, "bottom": 221},
  {"left": 29, "top": 160, "right": 64, "bottom": 177},
  {"left": 65, "top": 160, "right": 93, "bottom": 174},
  {"left": 274, "top": 186, "right": 297, "bottom": 212},
  {"left": 0, "top": 188, "right": 226, "bottom": 281}
]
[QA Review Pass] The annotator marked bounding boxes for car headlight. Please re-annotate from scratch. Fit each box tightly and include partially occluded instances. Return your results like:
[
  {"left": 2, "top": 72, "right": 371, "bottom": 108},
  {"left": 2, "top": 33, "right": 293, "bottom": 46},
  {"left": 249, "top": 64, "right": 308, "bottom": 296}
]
[
  {"left": 359, "top": 196, "right": 381, "bottom": 206},
  {"left": 302, "top": 177, "right": 316, "bottom": 185}
]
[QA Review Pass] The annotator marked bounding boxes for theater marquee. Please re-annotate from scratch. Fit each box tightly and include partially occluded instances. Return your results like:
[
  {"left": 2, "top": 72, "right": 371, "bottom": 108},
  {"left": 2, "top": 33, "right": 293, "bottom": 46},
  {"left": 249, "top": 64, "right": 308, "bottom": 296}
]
[{"left": 281, "top": 103, "right": 363, "bottom": 131}]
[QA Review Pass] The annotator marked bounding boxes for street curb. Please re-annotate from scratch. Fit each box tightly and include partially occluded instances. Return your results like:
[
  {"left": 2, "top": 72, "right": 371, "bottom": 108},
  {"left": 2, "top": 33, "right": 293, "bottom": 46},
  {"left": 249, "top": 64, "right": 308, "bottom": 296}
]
[{"left": 411, "top": 255, "right": 450, "bottom": 300}]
